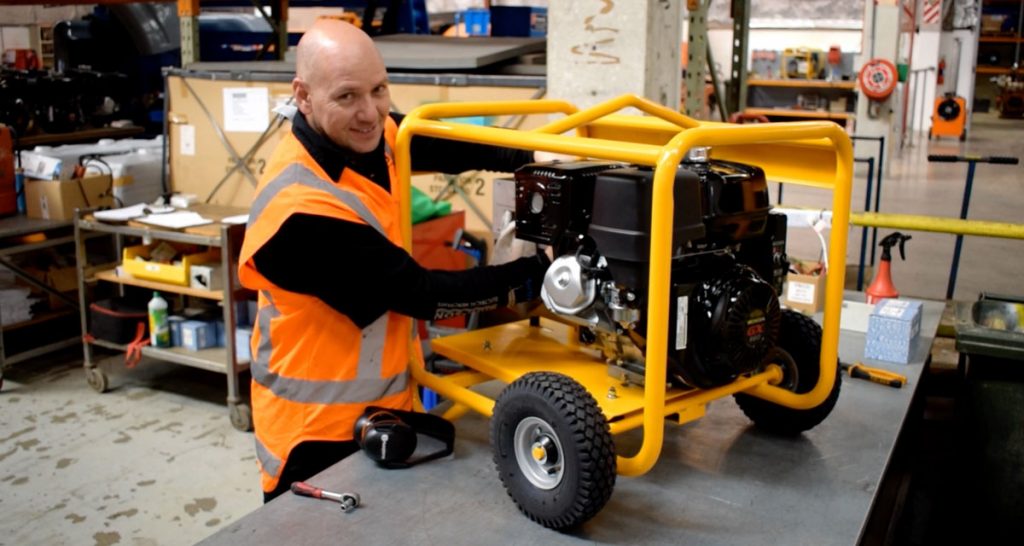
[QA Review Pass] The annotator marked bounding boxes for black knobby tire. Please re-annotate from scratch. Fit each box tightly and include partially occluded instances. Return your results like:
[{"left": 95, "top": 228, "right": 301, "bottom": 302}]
[
  {"left": 490, "top": 372, "right": 616, "bottom": 530},
  {"left": 734, "top": 310, "right": 841, "bottom": 435}
]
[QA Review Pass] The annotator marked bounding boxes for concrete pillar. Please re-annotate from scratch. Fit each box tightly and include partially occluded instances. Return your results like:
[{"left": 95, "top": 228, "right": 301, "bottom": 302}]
[
  {"left": 855, "top": 0, "right": 903, "bottom": 160},
  {"left": 547, "top": 0, "right": 684, "bottom": 111}
]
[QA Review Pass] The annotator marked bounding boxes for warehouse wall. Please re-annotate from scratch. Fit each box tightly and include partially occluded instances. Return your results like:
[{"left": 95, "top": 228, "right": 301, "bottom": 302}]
[{"left": 0, "top": 5, "right": 92, "bottom": 26}]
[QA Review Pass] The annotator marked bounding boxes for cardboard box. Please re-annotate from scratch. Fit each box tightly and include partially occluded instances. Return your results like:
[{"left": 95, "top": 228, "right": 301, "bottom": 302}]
[
  {"left": 25, "top": 174, "right": 114, "bottom": 220},
  {"left": 783, "top": 272, "right": 827, "bottom": 314},
  {"left": 864, "top": 299, "right": 923, "bottom": 364},
  {"left": 43, "top": 266, "right": 79, "bottom": 309},
  {"left": 167, "top": 65, "right": 545, "bottom": 208},
  {"left": 180, "top": 320, "right": 219, "bottom": 351}
]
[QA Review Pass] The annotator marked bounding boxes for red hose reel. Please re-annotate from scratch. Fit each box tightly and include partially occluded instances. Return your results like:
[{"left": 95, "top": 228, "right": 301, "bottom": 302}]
[{"left": 858, "top": 58, "right": 899, "bottom": 101}]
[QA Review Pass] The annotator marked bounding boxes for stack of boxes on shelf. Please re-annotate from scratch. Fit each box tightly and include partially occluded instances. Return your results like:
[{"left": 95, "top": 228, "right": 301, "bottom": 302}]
[
  {"left": 166, "top": 301, "right": 256, "bottom": 362},
  {"left": 20, "top": 136, "right": 165, "bottom": 220}
]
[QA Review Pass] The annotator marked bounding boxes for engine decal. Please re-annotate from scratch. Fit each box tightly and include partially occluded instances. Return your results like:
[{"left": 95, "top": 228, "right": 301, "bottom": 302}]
[{"left": 676, "top": 296, "right": 689, "bottom": 350}]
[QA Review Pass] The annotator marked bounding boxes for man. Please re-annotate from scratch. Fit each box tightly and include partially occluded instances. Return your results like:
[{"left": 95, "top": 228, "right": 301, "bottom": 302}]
[{"left": 237, "top": 20, "right": 550, "bottom": 502}]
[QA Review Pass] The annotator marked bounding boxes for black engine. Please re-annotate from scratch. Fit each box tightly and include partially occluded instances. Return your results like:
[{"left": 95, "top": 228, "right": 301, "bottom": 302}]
[{"left": 514, "top": 149, "right": 789, "bottom": 389}]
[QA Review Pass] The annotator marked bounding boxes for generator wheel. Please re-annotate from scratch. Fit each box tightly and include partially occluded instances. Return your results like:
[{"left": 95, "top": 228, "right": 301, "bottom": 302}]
[
  {"left": 490, "top": 372, "right": 615, "bottom": 530},
  {"left": 734, "top": 310, "right": 841, "bottom": 435}
]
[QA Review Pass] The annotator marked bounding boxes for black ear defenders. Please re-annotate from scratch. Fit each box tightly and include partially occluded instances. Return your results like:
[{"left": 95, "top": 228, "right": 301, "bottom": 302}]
[{"left": 354, "top": 406, "right": 455, "bottom": 469}]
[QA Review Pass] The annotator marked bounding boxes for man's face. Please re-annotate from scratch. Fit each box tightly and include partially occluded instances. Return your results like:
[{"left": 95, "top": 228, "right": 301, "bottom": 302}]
[{"left": 295, "top": 54, "right": 390, "bottom": 154}]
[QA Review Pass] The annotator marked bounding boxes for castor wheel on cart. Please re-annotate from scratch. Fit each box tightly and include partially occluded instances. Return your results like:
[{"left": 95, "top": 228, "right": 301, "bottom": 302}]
[
  {"left": 490, "top": 372, "right": 616, "bottom": 530},
  {"left": 86, "top": 368, "right": 109, "bottom": 393},
  {"left": 229, "top": 403, "right": 253, "bottom": 432},
  {"left": 734, "top": 310, "right": 842, "bottom": 435}
]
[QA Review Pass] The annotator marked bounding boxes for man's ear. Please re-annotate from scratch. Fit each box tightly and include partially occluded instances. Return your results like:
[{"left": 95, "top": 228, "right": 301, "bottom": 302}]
[{"left": 293, "top": 77, "right": 312, "bottom": 115}]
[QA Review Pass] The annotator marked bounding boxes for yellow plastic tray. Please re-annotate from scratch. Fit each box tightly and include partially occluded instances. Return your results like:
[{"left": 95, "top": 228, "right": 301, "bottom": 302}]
[{"left": 122, "top": 244, "right": 220, "bottom": 286}]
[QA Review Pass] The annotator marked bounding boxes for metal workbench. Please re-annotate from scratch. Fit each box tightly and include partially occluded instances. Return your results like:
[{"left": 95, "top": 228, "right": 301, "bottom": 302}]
[{"left": 201, "top": 300, "right": 944, "bottom": 545}]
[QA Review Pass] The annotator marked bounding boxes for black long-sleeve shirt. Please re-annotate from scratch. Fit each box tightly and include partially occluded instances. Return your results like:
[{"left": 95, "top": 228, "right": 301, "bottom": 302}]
[{"left": 251, "top": 112, "right": 546, "bottom": 328}]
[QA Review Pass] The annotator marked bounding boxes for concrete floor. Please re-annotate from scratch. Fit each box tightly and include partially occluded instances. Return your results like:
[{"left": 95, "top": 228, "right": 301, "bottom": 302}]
[
  {"left": 0, "top": 112, "right": 1022, "bottom": 546},
  {"left": 0, "top": 351, "right": 260, "bottom": 546}
]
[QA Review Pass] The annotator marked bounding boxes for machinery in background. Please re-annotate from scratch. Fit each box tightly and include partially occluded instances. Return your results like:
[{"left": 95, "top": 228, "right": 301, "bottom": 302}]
[
  {"left": 930, "top": 93, "right": 969, "bottom": 141},
  {"left": 782, "top": 47, "right": 826, "bottom": 79},
  {"left": 0, "top": 68, "right": 130, "bottom": 136},
  {"left": 992, "top": 70, "right": 1024, "bottom": 119},
  {"left": 0, "top": 125, "right": 15, "bottom": 216}
]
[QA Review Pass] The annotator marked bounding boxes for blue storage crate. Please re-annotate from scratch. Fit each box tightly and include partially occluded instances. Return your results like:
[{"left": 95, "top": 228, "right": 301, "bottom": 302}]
[{"left": 490, "top": 6, "right": 547, "bottom": 37}]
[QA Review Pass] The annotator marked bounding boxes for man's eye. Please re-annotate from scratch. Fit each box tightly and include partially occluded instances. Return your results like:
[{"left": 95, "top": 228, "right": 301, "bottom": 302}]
[
  {"left": 373, "top": 85, "right": 388, "bottom": 94},
  {"left": 337, "top": 93, "right": 354, "bottom": 102}
]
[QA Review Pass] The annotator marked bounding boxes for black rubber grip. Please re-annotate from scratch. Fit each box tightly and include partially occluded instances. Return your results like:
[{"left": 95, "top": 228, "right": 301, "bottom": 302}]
[{"left": 927, "top": 154, "right": 1019, "bottom": 164}]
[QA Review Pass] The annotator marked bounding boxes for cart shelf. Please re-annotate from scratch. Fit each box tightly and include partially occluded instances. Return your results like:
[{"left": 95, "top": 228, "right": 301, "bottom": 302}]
[{"left": 92, "top": 268, "right": 223, "bottom": 301}]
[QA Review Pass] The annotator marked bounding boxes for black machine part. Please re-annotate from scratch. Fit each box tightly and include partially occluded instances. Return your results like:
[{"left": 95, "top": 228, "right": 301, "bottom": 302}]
[
  {"left": 937, "top": 94, "right": 962, "bottom": 121},
  {"left": 667, "top": 261, "right": 782, "bottom": 389},
  {"left": 878, "top": 232, "right": 912, "bottom": 261}
]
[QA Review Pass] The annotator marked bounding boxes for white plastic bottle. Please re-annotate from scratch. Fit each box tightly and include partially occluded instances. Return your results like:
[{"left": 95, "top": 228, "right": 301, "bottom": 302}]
[{"left": 148, "top": 291, "right": 170, "bottom": 348}]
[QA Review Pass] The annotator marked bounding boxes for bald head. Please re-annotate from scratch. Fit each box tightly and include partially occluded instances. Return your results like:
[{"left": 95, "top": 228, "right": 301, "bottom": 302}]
[
  {"left": 292, "top": 19, "right": 391, "bottom": 153},
  {"left": 295, "top": 20, "right": 382, "bottom": 86}
]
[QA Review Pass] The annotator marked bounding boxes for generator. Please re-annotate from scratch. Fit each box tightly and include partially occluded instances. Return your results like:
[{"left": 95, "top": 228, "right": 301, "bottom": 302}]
[
  {"left": 399, "top": 93, "right": 852, "bottom": 531},
  {"left": 782, "top": 47, "right": 826, "bottom": 79},
  {"left": 930, "top": 93, "right": 968, "bottom": 141},
  {"left": 515, "top": 151, "right": 790, "bottom": 390}
]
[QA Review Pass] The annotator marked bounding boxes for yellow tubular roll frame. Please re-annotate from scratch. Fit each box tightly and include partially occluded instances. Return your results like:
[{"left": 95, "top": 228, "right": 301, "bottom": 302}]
[{"left": 395, "top": 94, "right": 853, "bottom": 477}]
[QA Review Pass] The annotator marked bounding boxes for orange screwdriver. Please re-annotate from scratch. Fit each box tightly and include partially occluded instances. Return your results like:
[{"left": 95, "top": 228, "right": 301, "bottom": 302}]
[{"left": 840, "top": 361, "right": 907, "bottom": 389}]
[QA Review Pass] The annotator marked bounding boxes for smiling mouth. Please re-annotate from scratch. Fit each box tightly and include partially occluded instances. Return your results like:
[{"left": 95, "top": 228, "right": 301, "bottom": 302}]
[{"left": 352, "top": 126, "right": 377, "bottom": 135}]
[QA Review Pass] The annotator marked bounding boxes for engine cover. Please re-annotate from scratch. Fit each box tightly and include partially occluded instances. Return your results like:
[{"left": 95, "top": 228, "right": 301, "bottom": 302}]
[{"left": 669, "top": 263, "right": 782, "bottom": 389}]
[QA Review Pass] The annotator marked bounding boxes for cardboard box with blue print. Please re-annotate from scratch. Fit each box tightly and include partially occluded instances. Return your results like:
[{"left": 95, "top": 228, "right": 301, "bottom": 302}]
[{"left": 864, "top": 299, "right": 923, "bottom": 364}]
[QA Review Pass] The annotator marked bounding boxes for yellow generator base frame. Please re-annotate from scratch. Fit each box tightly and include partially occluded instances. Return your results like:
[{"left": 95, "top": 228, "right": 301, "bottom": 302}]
[{"left": 395, "top": 94, "right": 853, "bottom": 478}]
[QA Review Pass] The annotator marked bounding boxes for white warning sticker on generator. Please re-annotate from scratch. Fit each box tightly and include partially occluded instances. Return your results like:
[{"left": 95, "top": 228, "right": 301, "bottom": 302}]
[{"left": 676, "top": 295, "right": 689, "bottom": 350}]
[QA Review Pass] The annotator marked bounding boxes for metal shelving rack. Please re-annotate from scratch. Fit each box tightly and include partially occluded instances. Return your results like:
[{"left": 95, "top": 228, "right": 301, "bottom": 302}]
[{"left": 73, "top": 207, "right": 254, "bottom": 431}]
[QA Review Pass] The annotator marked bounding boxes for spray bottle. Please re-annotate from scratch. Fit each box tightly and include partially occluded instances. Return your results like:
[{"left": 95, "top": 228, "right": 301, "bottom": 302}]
[{"left": 866, "top": 232, "right": 912, "bottom": 304}]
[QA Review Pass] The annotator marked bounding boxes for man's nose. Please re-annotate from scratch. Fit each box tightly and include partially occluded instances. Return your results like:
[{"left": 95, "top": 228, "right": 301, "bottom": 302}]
[{"left": 354, "top": 95, "right": 377, "bottom": 120}]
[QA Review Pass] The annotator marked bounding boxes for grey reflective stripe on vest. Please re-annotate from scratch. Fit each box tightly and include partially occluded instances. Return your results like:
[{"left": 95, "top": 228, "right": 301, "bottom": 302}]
[
  {"left": 252, "top": 294, "right": 408, "bottom": 404},
  {"left": 248, "top": 163, "right": 385, "bottom": 236},
  {"left": 255, "top": 436, "right": 282, "bottom": 479}
]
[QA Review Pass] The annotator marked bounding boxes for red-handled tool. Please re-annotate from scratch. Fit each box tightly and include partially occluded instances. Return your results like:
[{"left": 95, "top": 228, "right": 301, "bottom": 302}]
[{"left": 290, "top": 481, "right": 360, "bottom": 512}]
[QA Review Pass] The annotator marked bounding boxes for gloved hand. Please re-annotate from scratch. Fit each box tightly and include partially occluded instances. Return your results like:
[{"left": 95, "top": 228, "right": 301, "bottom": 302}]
[{"left": 491, "top": 210, "right": 536, "bottom": 265}]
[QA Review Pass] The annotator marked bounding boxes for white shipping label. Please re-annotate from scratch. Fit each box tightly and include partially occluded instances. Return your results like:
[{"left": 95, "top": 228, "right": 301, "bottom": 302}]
[
  {"left": 179, "top": 124, "right": 196, "bottom": 156},
  {"left": 39, "top": 194, "right": 50, "bottom": 219},
  {"left": 878, "top": 300, "right": 910, "bottom": 318},
  {"left": 223, "top": 87, "right": 269, "bottom": 132},
  {"left": 787, "top": 281, "right": 816, "bottom": 305},
  {"left": 675, "top": 296, "right": 688, "bottom": 350}
]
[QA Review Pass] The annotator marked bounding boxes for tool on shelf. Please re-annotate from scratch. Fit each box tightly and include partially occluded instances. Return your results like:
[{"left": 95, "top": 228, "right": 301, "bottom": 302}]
[
  {"left": 866, "top": 232, "right": 911, "bottom": 304},
  {"left": 840, "top": 361, "right": 907, "bottom": 388},
  {"left": 290, "top": 481, "right": 360, "bottom": 512}
]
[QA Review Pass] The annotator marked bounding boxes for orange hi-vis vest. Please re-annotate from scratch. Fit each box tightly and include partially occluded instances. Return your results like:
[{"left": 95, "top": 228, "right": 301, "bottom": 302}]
[{"left": 238, "top": 117, "right": 414, "bottom": 493}]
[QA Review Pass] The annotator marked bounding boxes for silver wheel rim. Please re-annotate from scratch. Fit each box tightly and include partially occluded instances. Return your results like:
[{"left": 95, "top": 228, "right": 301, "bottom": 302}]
[{"left": 513, "top": 416, "right": 564, "bottom": 490}]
